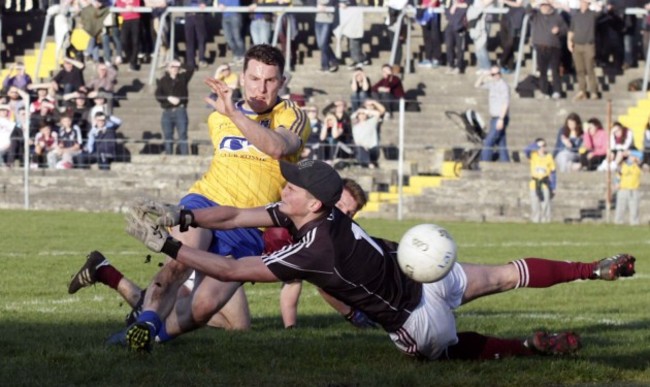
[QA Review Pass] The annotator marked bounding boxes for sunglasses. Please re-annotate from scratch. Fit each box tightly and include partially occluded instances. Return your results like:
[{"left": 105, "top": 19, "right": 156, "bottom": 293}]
[{"left": 490, "top": 72, "right": 500, "bottom": 76}]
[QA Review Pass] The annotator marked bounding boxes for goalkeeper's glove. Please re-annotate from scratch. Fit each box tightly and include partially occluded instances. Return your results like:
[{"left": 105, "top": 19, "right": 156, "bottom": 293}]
[
  {"left": 125, "top": 212, "right": 183, "bottom": 258},
  {"left": 130, "top": 197, "right": 195, "bottom": 232},
  {"left": 344, "top": 309, "right": 378, "bottom": 329}
]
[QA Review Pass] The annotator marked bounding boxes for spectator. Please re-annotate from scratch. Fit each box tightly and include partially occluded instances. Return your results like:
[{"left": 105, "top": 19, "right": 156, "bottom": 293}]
[
  {"left": 0, "top": 105, "right": 16, "bottom": 167},
  {"left": 476, "top": 66, "right": 511, "bottom": 162},
  {"left": 28, "top": 84, "right": 56, "bottom": 115},
  {"left": 79, "top": 0, "right": 110, "bottom": 63},
  {"left": 155, "top": 60, "right": 194, "bottom": 155},
  {"left": 86, "top": 62, "right": 118, "bottom": 95},
  {"left": 88, "top": 90, "right": 113, "bottom": 119},
  {"left": 642, "top": 113, "right": 650, "bottom": 171},
  {"left": 67, "top": 91, "right": 92, "bottom": 139},
  {"left": 6, "top": 86, "right": 26, "bottom": 118},
  {"left": 33, "top": 122, "right": 59, "bottom": 168},
  {"left": 7, "top": 107, "right": 28, "bottom": 167},
  {"left": 315, "top": 0, "right": 340, "bottom": 73},
  {"left": 77, "top": 112, "right": 122, "bottom": 170},
  {"left": 595, "top": 3, "right": 624, "bottom": 74},
  {"left": 101, "top": 0, "right": 125, "bottom": 65},
  {"left": 385, "top": 0, "right": 409, "bottom": 69},
  {"left": 147, "top": 0, "right": 171, "bottom": 66},
  {"left": 248, "top": 0, "right": 273, "bottom": 45},
  {"left": 498, "top": 0, "right": 526, "bottom": 73},
  {"left": 323, "top": 100, "right": 353, "bottom": 146},
  {"left": 213, "top": 64, "right": 241, "bottom": 101},
  {"left": 351, "top": 99, "right": 385, "bottom": 168},
  {"left": 467, "top": 0, "right": 495, "bottom": 74},
  {"left": 600, "top": 121, "right": 634, "bottom": 170},
  {"left": 320, "top": 112, "right": 344, "bottom": 161},
  {"left": 2, "top": 62, "right": 32, "bottom": 93},
  {"left": 51, "top": 57, "right": 86, "bottom": 96},
  {"left": 371, "top": 64, "right": 405, "bottom": 118},
  {"left": 525, "top": 138, "right": 556, "bottom": 223},
  {"left": 417, "top": 0, "right": 443, "bottom": 69},
  {"left": 579, "top": 117, "right": 607, "bottom": 170},
  {"left": 277, "top": 0, "right": 299, "bottom": 72},
  {"left": 338, "top": 0, "right": 370, "bottom": 69},
  {"left": 181, "top": 0, "right": 208, "bottom": 69},
  {"left": 301, "top": 105, "right": 323, "bottom": 160},
  {"left": 218, "top": 0, "right": 246, "bottom": 64},
  {"left": 350, "top": 66, "right": 371, "bottom": 111},
  {"left": 444, "top": 0, "right": 469, "bottom": 75},
  {"left": 48, "top": 114, "right": 83, "bottom": 169},
  {"left": 115, "top": 0, "right": 143, "bottom": 72},
  {"left": 553, "top": 112, "right": 583, "bottom": 172},
  {"left": 614, "top": 150, "right": 643, "bottom": 225},
  {"left": 29, "top": 100, "right": 58, "bottom": 137},
  {"left": 567, "top": 0, "right": 601, "bottom": 101},
  {"left": 528, "top": 0, "right": 568, "bottom": 99}
]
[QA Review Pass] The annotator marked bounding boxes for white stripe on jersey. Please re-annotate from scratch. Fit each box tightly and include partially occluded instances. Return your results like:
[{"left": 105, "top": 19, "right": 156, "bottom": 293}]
[{"left": 262, "top": 228, "right": 333, "bottom": 275}]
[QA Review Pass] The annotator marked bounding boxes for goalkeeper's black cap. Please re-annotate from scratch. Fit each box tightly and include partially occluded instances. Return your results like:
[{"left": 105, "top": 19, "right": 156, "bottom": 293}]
[{"left": 280, "top": 160, "right": 343, "bottom": 208}]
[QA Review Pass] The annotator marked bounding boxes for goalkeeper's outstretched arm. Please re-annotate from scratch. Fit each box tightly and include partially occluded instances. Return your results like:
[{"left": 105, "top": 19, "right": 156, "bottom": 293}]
[{"left": 190, "top": 205, "right": 275, "bottom": 231}]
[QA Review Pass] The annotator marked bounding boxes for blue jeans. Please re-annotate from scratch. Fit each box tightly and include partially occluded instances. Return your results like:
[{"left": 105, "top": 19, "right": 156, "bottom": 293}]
[
  {"left": 161, "top": 107, "right": 189, "bottom": 155},
  {"left": 250, "top": 18, "right": 272, "bottom": 45},
  {"left": 315, "top": 22, "right": 337, "bottom": 70},
  {"left": 102, "top": 26, "right": 123, "bottom": 63},
  {"left": 350, "top": 91, "right": 368, "bottom": 111},
  {"left": 222, "top": 14, "right": 246, "bottom": 58},
  {"left": 475, "top": 40, "right": 491, "bottom": 70},
  {"left": 85, "top": 36, "right": 101, "bottom": 62},
  {"left": 480, "top": 116, "right": 510, "bottom": 162}
]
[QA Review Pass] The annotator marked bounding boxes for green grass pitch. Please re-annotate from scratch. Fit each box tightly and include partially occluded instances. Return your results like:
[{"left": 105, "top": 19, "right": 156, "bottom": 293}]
[{"left": 1, "top": 209, "right": 649, "bottom": 386}]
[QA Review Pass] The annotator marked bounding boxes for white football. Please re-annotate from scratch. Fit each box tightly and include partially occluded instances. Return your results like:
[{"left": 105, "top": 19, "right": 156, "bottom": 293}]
[{"left": 397, "top": 224, "right": 457, "bottom": 283}]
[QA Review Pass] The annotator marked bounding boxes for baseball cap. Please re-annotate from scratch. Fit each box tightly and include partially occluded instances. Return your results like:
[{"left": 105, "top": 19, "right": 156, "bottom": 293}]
[{"left": 280, "top": 160, "right": 343, "bottom": 208}]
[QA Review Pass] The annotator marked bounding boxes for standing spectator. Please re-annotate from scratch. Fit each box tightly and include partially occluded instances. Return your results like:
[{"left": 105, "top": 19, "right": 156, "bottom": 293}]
[
  {"left": 371, "top": 64, "right": 405, "bottom": 118},
  {"left": 444, "top": 0, "right": 469, "bottom": 75},
  {"left": 155, "top": 60, "right": 194, "bottom": 155},
  {"left": 417, "top": 0, "right": 443, "bottom": 69},
  {"left": 301, "top": 105, "right": 323, "bottom": 160},
  {"left": 614, "top": 150, "right": 643, "bottom": 225},
  {"left": 33, "top": 122, "right": 59, "bottom": 168},
  {"left": 338, "top": 0, "right": 369, "bottom": 69},
  {"left": 476, "top": 66, "right": 510, "bottom": 162},
  {"left": 315, "top": 0, "right": 340, "bottom": 73},
  {"left": 351, "top": 99, "right": 385, "bottom": 168},
  {"left": 116, "top": 0, "right": 142, "bottom": 72},
  {"left": 2, "top": 62, "right": 32, "bottom": 93},
  {"left": 0, "top": 105, "right": 16, "bottom": 167},
  {"left": 102, "top": 0, "right": 125, "bottom": 65},
  {"left": 467, "top": 0, "right": 495, "bottom": 74},
  {"left": 385, "top": 0, "right": 409, "bottom": 69},
  {"left": 567, "top": 0, "right": 601, "bottom": 101},
  {"left": 528, "top": 0, "right": 568, "bottom": 99},
  {"left": 77, "top": 112, "right": 122, "bottom": 170},
  {"left": 79, "top": 0, "right": 110, "bottom": 63},
  {"left": 595, "top": 3, "right": 624, "bottom": 74},
  {"left": 248, "top": 0, "right": 273, "bottom": 45},
  {"left": 218, "top": 0, "right": 246, "bottom": 63},
  {"left": 48, "top": 114, "right": 83, "bottom": 169},
  {"left": 7, "top": 107, "right": 28, "bottom": 167},
  {"left": 525, "top": 137, "right": 556, "bottom": 223},
  {"left": 498, "top": 0, "right": 526, "bottom": 73},
  {"left": 350, "top": 66, "right": 371, "bottom": 111},
  {"left": 51, "top": 57, "right": 86, "bottom": 96},
  {"left": 182, "top": 0, "right": 208, "bottom": 69},
  {"left": 579, "top": 117, "right": 608, "bottom": 170},
  {"left": 553, "top": 112, "right": 583, "bottom": 172},
  {"left": 277, "top": 0, "right": 299, "bottom": 72}
]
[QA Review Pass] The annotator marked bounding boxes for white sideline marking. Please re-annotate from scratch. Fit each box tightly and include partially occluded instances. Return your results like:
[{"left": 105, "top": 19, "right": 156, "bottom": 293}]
[
  {"left": 460, "top": 240, "right": 650, "bottom": 248},
  {"left": 458, "top": 311, "right": 627, "bottom": 326},
  {"left": 0, "top": 250, "right": 145, "bottom": 258}
]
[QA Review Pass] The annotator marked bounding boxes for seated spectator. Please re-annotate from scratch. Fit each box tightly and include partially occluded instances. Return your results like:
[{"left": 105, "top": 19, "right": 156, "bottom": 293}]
[
  {"left": 28, "top": 84, "right": 56, "bottom": 115},
  {"left": 33, "top": 122, "right": 59, "bottom": 168},
  {"left": 553, "top": 112, "right": 583, "bottom": 172},
  {"left": 319, "top": 113, "right": 344, "bottom": 161},
  {"left": 50, "top": 56, "right": 86, "bottom": 97},
  {"left": 579, "top": 117, "right": 608, "bottom": 171},
  {"left": 301, "top": 105, "right": 323, "bottom": 160},
  {"left": 29, "top": 100, "right": 59, "bottom": 137},
  {"left": 86, "top": 62, "right": 117, "bottom": 95},
  {"left": 0, "top": 105, "right": 16, "bottom": 167},
  {"left": 323, "top": 100, "right": 353, "bottom": 155},
  {"left": 6, "top": 86, "right": 26, "bottom": 119},
  {"left": 350, "top": 66, "right": 371, "bottom": 112},
  {"left": 2, "top": 62, "right": 32, "bottom": 93},
  {"left": 48, "top": 114, "right": 83, "bottom": 169},
  {"left": 599, "top": 121, "right": 635, "bottom": 171},
  {"left": 66, "top": 91, "right": 92, "bottom": 138},
  {"left": 88, "top": 90, "right": 112, "bottom": 118},
  {"left": 371, "top": 64, "right": 405, "bottom": 118},
  {"left": 76, "top": 112, "right": 122, "bottom": 170},
  {"left": 351, "top": 99, "right": 386, "bottom": 168}
]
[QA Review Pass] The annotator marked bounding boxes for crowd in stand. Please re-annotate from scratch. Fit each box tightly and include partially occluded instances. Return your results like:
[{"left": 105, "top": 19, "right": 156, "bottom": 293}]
[{"left": 1, "top": 0, "right": 649, "bottom": 172}]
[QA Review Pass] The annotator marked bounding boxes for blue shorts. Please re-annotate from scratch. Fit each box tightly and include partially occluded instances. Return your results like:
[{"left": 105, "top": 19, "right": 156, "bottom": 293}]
[{"left": 180, "top": 194, "right": 264, "bottom": 259}]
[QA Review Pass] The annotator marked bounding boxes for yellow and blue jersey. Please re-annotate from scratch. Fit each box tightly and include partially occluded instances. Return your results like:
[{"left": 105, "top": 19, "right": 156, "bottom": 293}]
[
  {"left": 189, "top": 98, "right": 310, "bottom": 208},
  {"left": 529, "top": 152, "right": 556, "bottom": 191}
]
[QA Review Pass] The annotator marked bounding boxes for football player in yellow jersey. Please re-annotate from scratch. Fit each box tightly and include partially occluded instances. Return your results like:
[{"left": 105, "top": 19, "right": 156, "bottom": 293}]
[
  {"left": 121, "top": 44, "right": 310, "bottom": 351},
  {"left": 525, "top": 138, "right": 556, "bottom": 223}
]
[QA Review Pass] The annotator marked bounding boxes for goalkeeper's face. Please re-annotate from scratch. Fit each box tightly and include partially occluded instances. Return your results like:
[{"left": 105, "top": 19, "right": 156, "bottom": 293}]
[{"left": 241, "top": 59, "right": 283, "bottom": 113}]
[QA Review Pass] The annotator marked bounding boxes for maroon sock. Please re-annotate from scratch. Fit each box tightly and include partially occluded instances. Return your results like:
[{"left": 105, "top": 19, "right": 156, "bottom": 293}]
[
  {"left": 96, "top": 265, "right": 124, "bottom": 290},
  {"left": 510, "top": 258, "right": 595, "bottom": 288},
  {"left": 445, "top": 332, "right": 533, "bottom": 360}
]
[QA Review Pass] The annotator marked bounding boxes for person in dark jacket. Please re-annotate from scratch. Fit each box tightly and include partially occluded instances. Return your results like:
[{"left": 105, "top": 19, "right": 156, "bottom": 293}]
[{"left": 155, "top": 60, "right": 194, "bottom": 155}]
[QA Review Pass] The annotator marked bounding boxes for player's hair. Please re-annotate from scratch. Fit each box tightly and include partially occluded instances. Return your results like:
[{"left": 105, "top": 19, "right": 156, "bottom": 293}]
[
  {"left": 342, "top": 178, "right": 367, "bottom": 211},
  {"left": 244, "top": 45, "right": 285, "bottom": 76}
]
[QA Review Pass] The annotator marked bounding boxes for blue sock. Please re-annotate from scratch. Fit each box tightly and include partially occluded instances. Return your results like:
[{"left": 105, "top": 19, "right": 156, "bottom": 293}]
[
  {"left": 135, "top": 310, "right": 163, "bottom": 334},
  {"left": 156, "top": 323, "right": 175, "bottom": 343}
]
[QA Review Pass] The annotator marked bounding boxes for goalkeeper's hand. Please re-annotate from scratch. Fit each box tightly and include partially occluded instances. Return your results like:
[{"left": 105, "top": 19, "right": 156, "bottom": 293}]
[
  {"left": 344, "top": 309, "right": 378, "bottom": 329},
  {"left": 125, "top": 212, "right": 170, "bottom": 253},
  {"left": 130, "top": 197, "right": 194, "bottom": 231}
]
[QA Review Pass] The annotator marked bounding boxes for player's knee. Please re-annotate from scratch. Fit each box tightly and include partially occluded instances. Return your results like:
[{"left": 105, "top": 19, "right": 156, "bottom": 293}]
[{"left": 190, "top": 293, "right": 222, "bottom": 324}]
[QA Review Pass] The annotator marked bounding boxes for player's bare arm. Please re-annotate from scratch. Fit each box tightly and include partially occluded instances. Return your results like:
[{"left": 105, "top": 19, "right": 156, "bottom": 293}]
[
  {"left": 191, "top": 205, "right": 276, "bottom": 230},
  {"left": 175, "top": 249, "right": 279, "bottom": 283}
]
